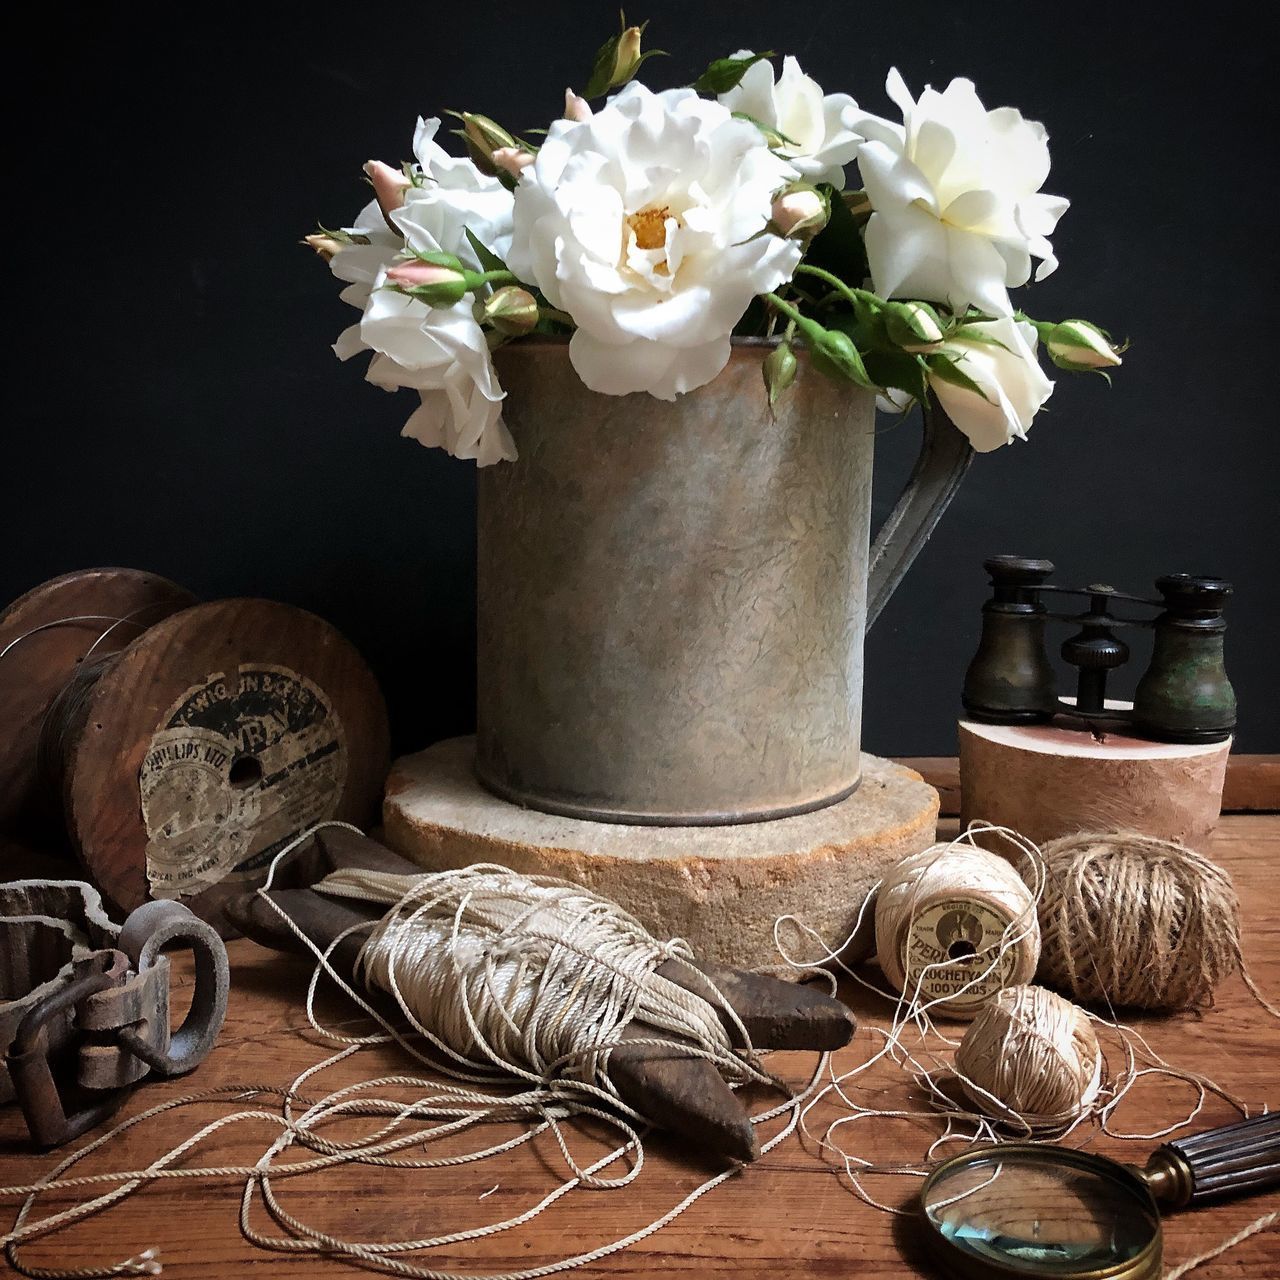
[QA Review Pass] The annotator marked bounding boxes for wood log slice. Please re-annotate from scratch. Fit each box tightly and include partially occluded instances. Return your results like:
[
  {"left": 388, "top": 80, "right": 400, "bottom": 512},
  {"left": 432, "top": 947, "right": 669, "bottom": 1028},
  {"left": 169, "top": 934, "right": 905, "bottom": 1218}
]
[
  {"left": 0, "top": 569, "right": 196, "bottom": 844},
  {"left": 60, "top": 599, "right": 390, "bottom": 928},
  {"left": 959, "top": 718, "right": 1231, "bottom": 847},
  {"left": 384, "top": 736, "right": 940, "bottom": 972}
]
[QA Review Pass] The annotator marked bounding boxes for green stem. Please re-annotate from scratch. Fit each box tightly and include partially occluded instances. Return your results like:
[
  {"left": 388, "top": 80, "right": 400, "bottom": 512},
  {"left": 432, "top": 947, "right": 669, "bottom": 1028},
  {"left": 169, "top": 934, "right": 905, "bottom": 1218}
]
[
  {"left": 794, "top": 264, "right": 881, "bottom": 312},
  {"left": 763, "top": 292, "right": 806, "bottom": 325},
  {"left": 467, "top": 269, "right": 521, "bottom": 288}
]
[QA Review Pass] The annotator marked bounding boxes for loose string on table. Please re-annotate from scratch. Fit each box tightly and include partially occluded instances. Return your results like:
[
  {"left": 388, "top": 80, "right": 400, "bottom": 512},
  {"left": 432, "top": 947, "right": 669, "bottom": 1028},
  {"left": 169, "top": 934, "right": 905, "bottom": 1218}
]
[{"left": 2, "top": 822, "right": 831, "bottom": 1280}]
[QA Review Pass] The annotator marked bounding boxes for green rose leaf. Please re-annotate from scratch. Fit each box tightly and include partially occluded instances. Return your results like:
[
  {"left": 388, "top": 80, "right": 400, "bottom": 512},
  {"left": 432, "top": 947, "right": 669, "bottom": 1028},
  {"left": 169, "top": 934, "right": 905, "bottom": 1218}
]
[
  {"left": 865, "top": 350, "right": 929, "bottom": 403},
  {"left": 693, "top": 50, "right": 774, "bottom": 95},
  {"left": 465, "top": 228, "right": 510, "bottom": 276},
  {"left": 928, "top": 352, "right": 994, "bottom": 401}
]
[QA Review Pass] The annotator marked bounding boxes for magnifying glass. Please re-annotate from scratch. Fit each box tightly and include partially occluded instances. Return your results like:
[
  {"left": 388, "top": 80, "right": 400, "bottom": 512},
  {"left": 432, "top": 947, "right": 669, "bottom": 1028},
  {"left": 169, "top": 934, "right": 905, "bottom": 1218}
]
[{"left": 920, "top": 1113, "right": 1280, "bottom": 1279}]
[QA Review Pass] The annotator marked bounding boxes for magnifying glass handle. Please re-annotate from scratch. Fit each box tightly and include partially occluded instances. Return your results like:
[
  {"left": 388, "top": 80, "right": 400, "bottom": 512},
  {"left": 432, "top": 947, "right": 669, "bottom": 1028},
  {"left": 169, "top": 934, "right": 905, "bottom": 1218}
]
[{"left": 1148, "top": 1112, "right": 1280, "bottom": 1207}]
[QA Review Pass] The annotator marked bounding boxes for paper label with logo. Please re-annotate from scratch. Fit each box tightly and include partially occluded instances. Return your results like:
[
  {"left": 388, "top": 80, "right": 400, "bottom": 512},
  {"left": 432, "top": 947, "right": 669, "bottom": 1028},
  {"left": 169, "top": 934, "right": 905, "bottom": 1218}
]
[{"left": 139, "top": 665, "right": 347, "bottom": 898}]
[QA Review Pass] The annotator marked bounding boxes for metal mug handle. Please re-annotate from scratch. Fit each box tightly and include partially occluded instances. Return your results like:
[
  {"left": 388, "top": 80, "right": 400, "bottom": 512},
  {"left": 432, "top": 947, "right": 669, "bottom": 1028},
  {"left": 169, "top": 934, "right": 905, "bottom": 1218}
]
[
  {"left": 115, "top": 900, "right": 229, "bottom": 1076},
  {"left": 1146, "top": 1113, "right": 1280, "bottom": 1207},
  {"left": 866, "top": 397, "right": 974, "bottom": 628}
]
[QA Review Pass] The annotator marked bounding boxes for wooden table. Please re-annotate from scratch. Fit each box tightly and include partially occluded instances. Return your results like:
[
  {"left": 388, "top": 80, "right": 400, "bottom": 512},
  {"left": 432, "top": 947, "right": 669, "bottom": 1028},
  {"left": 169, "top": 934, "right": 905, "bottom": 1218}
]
[{"left": 3, "top": 817, "right": 1277, "bottom": 1277}]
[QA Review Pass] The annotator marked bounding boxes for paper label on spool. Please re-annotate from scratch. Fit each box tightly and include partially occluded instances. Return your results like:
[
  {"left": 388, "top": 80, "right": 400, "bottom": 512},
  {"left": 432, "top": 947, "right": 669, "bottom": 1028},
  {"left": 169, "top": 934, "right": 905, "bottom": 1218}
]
[
  {"left": 139, "top": 665, "right": 347, "bottom": 898},
  {"left": 900, "top": 897, "right": 1021, "bottom": 1017}
]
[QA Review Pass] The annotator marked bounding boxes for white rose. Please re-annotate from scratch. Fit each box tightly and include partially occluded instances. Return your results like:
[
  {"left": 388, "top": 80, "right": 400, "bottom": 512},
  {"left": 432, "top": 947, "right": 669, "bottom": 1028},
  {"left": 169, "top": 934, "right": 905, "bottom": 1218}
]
[
  {"left": 718, "top": 53, "right": 861, "bottom": 189},
  {"left": 357, "top": 282, "right": 516, "bottom": 466},
  {"left": 393, "top": 117, "right": 515, "bottom": 268},
  {"left": 853, "top": 70, "right": 1069, "bottom": 318},
  {"left": 508, "top": 82, "right": 802, "bottom": 401},
  {"left": 326, "top": 119, "right": 517, "bottom": 465},
  {"left": 929, "top": 317, "right": 1053, "bottom": 451}
]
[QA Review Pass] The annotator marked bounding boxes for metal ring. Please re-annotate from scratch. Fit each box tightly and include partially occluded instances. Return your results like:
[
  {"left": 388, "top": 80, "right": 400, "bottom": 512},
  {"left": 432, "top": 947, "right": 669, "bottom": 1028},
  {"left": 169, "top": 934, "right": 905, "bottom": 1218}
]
[{"left": 116, "top": 901, "right": 229, "bottom": 1075}]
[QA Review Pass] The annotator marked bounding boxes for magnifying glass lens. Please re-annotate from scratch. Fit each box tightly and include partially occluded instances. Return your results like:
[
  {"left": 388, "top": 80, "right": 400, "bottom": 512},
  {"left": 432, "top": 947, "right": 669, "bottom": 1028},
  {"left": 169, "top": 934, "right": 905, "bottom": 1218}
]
[{"left": 923, "top": 1149, "right": 1160, "bottom": 1275}]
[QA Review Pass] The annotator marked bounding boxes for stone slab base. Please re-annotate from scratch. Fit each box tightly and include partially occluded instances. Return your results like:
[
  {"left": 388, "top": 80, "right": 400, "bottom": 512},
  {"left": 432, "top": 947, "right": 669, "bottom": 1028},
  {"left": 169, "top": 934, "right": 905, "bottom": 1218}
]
[{"left": 383, "top": 737, "right": 939, "bottom": 972}]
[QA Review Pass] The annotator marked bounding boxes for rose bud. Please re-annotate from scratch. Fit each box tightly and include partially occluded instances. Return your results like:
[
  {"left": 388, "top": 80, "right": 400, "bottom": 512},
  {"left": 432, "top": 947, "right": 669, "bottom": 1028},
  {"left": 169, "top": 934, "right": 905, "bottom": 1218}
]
[
  {"left": 612, "top": 25, "right": 645, "bottom": 84},
  {"left": 492, "top": 146, "right": 536, "bottom": 179},
  {"left": 1046, "top": 319, "right": 1124, "bottom": 370},
  {"left": 456, "top": 112, "right": 518, "bottom": 177},
  {"left": 386, "top": 256, "right": 468, "bottom": 307},
  {"left": 805, "top": 325, "right": 873, "bottom": 389},
  {"left": 885, "top": 301, "right": 946, "bottom": 352},
  {"left": 770, "top": 184, "right": 829, "bottom": 239},
  {"left": 364, "top": 160, "right": 411, "bottom": 222},
  {"left": 483, "top": 285, "right": 540, "bottom": 336},
  {"left": 302, "top": 233, "right": 344, "bottom": 261},
  {"left": 564, "top": 87, "right": 593, "bottom": 122},
  {"left": 763, "top": 339, "right": 799, "bottom": 407}
]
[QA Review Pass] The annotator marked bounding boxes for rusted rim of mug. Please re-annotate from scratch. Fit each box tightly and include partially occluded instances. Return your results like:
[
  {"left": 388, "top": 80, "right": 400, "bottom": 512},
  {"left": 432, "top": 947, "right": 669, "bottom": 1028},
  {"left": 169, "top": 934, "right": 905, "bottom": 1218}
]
[{"left": 472, "top": 762, "right": 862, "bottom": 827}]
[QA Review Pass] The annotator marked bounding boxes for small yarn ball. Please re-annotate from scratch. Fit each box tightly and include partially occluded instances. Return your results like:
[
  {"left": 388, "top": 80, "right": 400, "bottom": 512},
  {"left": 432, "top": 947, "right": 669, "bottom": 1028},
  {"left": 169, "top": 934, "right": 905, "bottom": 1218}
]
[
  {"left": 1037, "top": 831, "right": 1241, "bottom": 1011},
  {"left": 955, "top": 984, "right": 1101, "bottom": 1129}
]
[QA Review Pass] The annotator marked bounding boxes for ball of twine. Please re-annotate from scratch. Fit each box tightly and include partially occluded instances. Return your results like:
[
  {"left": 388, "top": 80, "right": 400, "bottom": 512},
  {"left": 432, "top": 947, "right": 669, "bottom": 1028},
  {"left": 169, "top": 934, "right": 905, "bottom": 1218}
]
[
  {"left": 1038, "top": 831, "right": 1241, "bottom": 1012},
  {"left": 955, "top": 984, "right": 1101, "bottom": 1130},
  {"left": 874, "top": 835, "right": 1040, "bottom": 1014}
]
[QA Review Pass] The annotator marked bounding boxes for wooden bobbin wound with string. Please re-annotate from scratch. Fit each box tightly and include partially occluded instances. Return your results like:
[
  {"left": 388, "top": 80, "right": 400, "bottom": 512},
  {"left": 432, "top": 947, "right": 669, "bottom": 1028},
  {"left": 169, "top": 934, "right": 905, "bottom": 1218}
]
[{"left": 0, "top": 570, "right": 390, "bottom": 930}]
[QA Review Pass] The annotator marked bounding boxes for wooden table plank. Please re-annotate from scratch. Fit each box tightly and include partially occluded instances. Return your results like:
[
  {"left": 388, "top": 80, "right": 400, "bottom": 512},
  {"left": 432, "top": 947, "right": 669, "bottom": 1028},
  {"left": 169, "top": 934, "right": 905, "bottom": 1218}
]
[{"left": 3, "top": 816, "right": 1277, "bottom": 1277}]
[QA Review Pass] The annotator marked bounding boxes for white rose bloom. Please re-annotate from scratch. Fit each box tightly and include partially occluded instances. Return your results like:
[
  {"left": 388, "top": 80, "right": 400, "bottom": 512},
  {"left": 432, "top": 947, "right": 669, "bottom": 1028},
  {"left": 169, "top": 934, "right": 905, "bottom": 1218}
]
[
  {"left": 853, "top": 70, "right": 1069, "bottom": 318},
  {"left": 508, "top": 82, "right": 802, "bottom": 400},
  {"left": 929, "top": 317, "right": 1053, "bottom": 452},
  {"left": 718, "top": 53, "right": 861, "bottom": 189},
  {"left": 359, "top": 282, "right": 516, "bottom": 466},
  {"left": 393, "top": 117, "right": 515, "bottom": 267},
  {"left": 327, "top": 119, "right": 517, "bottom": 465}
]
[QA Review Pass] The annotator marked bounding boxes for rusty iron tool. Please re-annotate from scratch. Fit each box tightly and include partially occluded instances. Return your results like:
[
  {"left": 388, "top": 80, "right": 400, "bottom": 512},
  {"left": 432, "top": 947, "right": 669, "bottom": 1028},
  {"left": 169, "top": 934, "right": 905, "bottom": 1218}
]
[
  {"left": 224, "top": 826, "right": 856, "bottom": 1163},
  {"left": 1, "top": 881, "right": 230, "bottom": 1147}
]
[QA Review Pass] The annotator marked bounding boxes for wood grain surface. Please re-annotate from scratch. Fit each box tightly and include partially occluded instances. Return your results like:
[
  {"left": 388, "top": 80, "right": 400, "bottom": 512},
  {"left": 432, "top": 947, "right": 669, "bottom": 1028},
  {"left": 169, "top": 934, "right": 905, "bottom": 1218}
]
[{"left": 2, "top": 817, "right": 1276, "bottom": 1278}]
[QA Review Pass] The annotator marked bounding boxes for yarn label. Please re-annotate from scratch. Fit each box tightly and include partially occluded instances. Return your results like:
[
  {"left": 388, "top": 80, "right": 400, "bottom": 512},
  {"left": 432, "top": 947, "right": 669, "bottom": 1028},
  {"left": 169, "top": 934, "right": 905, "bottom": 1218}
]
[
  {"left": 139, "top": 665, "right": 347, "bottom": 898},
  {"left": 901, "top": 898, "right": 1023, "bottom": 1017}
]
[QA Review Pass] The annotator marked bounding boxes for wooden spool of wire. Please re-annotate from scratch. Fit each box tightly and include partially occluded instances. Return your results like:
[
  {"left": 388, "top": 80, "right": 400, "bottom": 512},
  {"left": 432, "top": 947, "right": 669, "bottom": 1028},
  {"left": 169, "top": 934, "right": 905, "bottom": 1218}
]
[
  {"left": 0, "top": 568, "right": 197, "bottom": 840},
  {"left": 1, "top": 571, "right": 390, "bottom": 929}
]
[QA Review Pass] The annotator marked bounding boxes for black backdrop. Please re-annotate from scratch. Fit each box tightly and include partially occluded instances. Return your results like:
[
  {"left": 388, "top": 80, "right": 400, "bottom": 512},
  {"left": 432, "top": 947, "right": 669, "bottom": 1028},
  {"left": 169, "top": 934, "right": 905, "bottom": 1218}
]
[{"left": 5, "top": 1, "right": 1277, "bottom": 756}]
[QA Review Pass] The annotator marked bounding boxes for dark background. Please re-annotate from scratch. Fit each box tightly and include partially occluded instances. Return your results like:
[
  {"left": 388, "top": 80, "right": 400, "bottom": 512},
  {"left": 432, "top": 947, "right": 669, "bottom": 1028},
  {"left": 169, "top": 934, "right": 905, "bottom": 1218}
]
[{"left": 4, "top": 2, "right": 1276, "bottom": 756}]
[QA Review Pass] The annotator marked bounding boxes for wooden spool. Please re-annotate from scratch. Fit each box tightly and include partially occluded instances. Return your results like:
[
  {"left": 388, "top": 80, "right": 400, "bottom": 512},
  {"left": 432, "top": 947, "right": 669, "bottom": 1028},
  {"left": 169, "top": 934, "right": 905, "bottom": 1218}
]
[
  {"left": 0, "top": 568, "right": 196, "bottom": 840},
  {"left": 2, "top": 572, "right": 390, "bottom": 928},
  {"left": 59, "top": 599, "right": 390, "bottom": 926},
  {"left": 959, "top": 716, "right": 1231, "bottom": 847}
]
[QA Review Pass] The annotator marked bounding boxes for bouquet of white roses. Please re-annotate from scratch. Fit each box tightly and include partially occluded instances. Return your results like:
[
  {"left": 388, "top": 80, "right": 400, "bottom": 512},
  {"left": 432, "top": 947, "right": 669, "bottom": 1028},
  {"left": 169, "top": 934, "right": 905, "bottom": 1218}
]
[{"left": 308, "top": 17, "right": 1122, "bottom": 466}]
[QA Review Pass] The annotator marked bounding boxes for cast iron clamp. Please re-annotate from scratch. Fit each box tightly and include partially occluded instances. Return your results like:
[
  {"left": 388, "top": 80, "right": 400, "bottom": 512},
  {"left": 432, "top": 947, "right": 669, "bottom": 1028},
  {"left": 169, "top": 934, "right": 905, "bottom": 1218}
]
[{"left": 0, "top": 881, "right": 229, "bottom": 1148}]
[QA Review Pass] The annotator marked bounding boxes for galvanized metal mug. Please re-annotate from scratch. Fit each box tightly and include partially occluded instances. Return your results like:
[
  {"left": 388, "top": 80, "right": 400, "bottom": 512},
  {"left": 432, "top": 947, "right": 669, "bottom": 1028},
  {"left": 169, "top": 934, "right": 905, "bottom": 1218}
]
[{"left": 476, "top": 337, "right": 972, "bottom": 825}]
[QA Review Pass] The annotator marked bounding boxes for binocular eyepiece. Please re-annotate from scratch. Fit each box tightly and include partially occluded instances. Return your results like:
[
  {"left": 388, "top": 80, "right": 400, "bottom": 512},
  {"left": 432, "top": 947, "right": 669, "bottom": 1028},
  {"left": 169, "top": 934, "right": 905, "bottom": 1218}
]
[{"left": 962, "top": 556, "right": 1236, "bottom": 744}]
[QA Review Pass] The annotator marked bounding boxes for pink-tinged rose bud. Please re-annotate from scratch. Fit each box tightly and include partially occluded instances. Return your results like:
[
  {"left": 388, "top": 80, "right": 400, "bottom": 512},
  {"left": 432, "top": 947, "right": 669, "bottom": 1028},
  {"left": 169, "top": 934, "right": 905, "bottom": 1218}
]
[
  {"left": 563, "top": 87, "right": 592, "bottom": 122},
  {"left": 386, "top": 261, "right": 463, "bottom": 289},
  {"left": 302, "top": 233, "right": 343, "bottom": 261},
  {"left": 363, "top": 160, "right": 411, "bottom": 220},
  {"left": 491, "top": 146, "right": 535, "bottom": 178},
  {"left": 771, "top": 186, "right": 829, "bottom": 239}
]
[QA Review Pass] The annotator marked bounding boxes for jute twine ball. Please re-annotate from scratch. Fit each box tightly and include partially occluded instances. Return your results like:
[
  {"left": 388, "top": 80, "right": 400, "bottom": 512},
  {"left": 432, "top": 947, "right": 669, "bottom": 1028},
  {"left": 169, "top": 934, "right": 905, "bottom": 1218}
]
[
  {"left": 955, "top": 984, "right": 1101, "bottom": 1129},
  {"left": 1037, "top": 831, "right": 1240, "bottom": 1012}
]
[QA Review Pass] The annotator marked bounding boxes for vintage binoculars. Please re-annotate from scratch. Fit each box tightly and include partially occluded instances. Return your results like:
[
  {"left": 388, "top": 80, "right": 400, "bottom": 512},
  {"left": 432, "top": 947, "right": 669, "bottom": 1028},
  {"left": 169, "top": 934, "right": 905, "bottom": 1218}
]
[{"left": 962, "top": 556, "right": 1236, "bottom": 743}]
